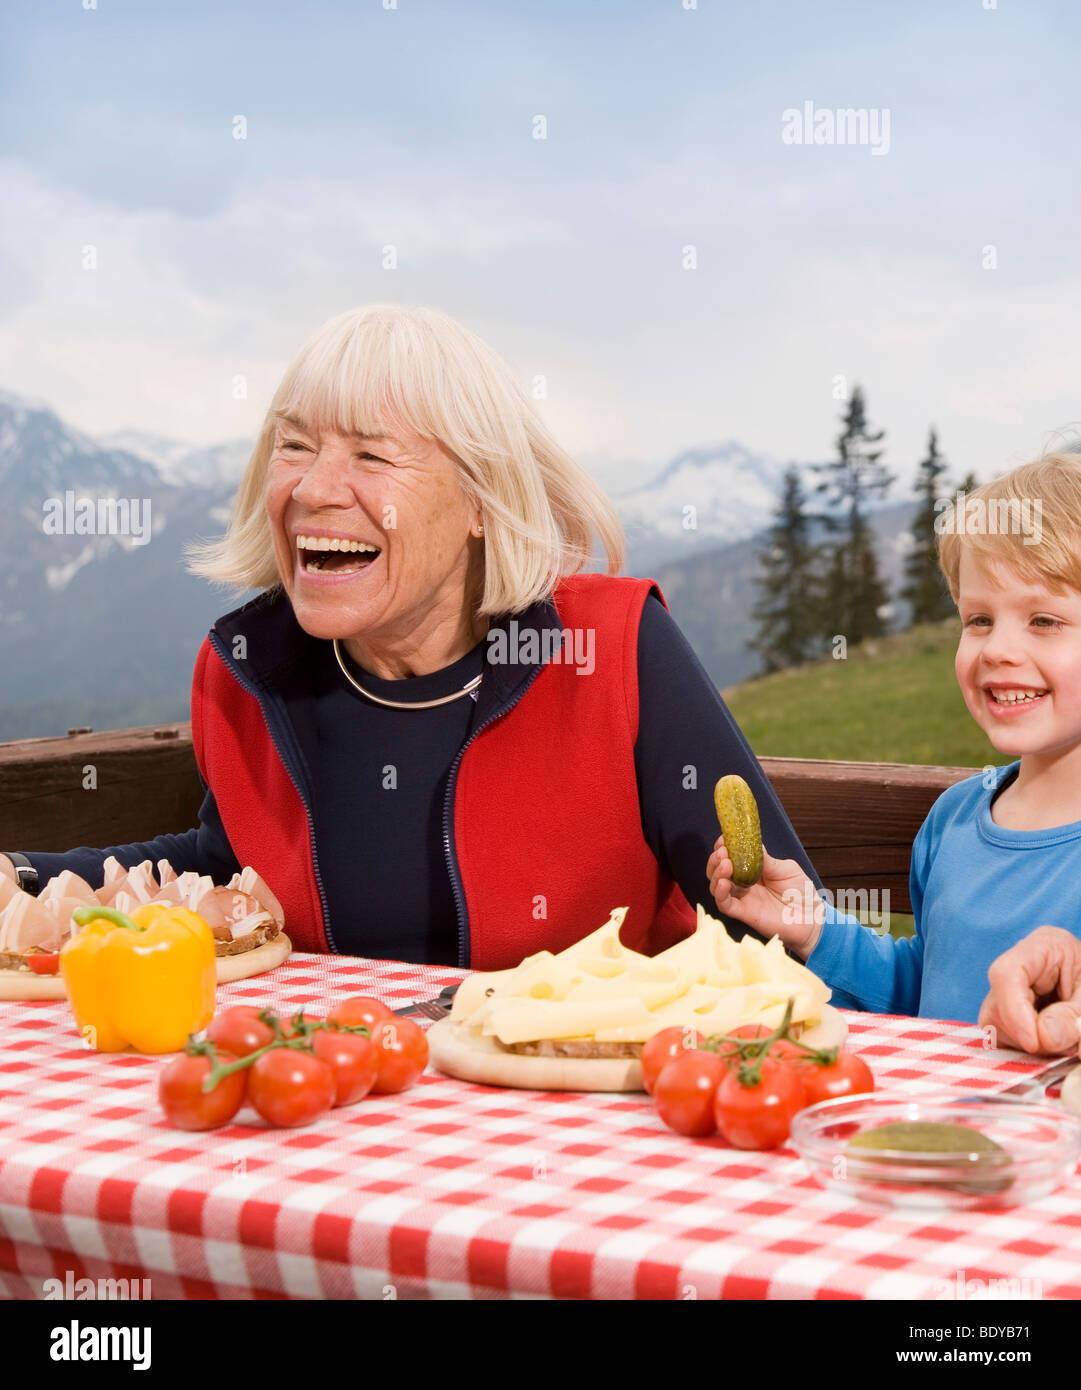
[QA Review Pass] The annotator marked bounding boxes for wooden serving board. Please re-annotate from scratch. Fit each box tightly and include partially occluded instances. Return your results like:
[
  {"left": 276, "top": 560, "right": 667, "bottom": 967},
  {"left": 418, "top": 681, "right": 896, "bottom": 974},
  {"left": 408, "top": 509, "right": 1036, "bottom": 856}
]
[
  {"left": 427, "top": 1004, "right": 848, "bottom": 1093},
  {"left": 0, "top": 933, "right": 293, "bottom": 1002},
  {"left": 214, "top": 932, "right": 292, "bottom": 983}
]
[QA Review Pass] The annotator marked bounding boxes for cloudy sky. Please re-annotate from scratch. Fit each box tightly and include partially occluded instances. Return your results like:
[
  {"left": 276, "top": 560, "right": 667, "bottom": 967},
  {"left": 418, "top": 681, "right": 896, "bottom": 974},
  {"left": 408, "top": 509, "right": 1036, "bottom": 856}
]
[{"left": 3, "top": 0, "right": 1079, "bottom": 493}]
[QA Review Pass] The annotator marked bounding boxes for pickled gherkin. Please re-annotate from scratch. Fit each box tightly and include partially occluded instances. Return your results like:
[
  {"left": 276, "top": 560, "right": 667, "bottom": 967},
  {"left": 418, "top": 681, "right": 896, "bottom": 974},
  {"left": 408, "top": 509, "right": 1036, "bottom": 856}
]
[{"left": 713, "top": 775, "right": 764, "bottom": 887}]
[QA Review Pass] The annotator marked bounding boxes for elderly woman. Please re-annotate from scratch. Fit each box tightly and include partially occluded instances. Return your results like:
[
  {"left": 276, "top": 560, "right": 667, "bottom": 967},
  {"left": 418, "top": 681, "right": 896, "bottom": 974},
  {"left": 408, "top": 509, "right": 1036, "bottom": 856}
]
[{"left": 1, "top": 305, "right": 826, "bottom": 971}]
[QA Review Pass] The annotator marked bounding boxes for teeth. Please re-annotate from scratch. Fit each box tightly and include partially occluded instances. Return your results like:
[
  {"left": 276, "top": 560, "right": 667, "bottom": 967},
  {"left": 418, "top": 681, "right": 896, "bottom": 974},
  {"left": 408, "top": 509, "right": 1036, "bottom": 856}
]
[
  {"left": 297, "top": 535, "right": 379, "bottom": 554},
  {"left": 990, "top": 689, "right": 1046, "bottom": 704}
]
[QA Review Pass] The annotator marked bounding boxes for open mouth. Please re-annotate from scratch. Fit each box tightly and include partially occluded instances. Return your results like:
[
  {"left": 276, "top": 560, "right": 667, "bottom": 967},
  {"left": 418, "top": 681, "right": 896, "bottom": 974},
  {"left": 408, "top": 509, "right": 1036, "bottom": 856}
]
[
  {"left": 985, "top": 685, "right": 1049, "bottom": 711},
  {"left": 296, "top": 535, "right": 381, "bottom": 576}
]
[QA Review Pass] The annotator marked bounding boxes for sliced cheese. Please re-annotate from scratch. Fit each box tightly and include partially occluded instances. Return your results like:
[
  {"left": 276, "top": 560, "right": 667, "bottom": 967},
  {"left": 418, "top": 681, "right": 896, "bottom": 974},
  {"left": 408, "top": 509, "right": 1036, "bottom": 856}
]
[
  {"left": 591, "top": 984, "right": 739, "bottom": 1042},
  {"left": 451, "top": 903, "right": 831, "bottom": 1047},
  {"left": 501, "top": 954, "right": 587, "bottom": 1001},
  {"left": 553, "top": 906, "right": 649, "bottom": 978},
  {"left": 758, "top": 935, "right": 831, "bottom": 1010},
  {"left": 450, "top": 967, "right": 519, "bottom": 1021},
  {"left": 483, "top": 996, "right": 653, "bottom": 1045},
  {"left": 565, "top": 964, "right": 690, "bottom": 1011},
  {"left": 736, "top": 934, "right": 777, "bottom": 985}
]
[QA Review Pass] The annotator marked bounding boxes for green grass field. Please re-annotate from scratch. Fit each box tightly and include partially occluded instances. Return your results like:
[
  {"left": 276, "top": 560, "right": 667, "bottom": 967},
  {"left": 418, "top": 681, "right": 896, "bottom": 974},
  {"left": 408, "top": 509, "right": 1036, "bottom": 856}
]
[{"left": 723, "top": 618, "right": 1003, "bottom": 768}]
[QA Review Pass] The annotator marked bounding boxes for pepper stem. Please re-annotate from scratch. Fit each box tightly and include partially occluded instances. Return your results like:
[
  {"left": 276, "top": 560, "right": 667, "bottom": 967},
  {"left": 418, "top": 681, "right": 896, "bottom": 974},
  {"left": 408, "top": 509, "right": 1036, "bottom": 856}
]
[{"left": 72, "top": 905, "right": 142, "bottom": 933}]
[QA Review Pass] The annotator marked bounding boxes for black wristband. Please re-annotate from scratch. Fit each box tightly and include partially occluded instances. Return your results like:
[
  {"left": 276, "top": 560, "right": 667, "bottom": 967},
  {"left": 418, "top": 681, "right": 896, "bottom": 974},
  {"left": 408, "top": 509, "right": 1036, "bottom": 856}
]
[{"left": 4, "top": 852, "right": 40, "bottom": 896}]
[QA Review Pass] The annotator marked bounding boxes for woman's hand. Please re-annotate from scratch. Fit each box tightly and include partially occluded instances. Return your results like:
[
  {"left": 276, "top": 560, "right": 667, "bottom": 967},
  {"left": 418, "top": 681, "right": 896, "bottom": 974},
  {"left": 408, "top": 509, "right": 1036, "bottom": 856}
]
[
  {"left": 0, "top": 855, "right": 18, "bottom": 887},
  {"left": 978, "top": 926, "right": 1081, "bottom": 1056},
  {"left": 706, "top": 835, "right": 825, "bottom": 958}
]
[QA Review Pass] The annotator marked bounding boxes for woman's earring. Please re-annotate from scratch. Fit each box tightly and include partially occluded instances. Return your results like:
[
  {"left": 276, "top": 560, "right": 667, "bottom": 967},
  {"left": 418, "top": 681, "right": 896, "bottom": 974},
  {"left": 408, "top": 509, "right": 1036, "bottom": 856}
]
[{"left": 474, "top": 521, "right": 485, "bottom": 537}]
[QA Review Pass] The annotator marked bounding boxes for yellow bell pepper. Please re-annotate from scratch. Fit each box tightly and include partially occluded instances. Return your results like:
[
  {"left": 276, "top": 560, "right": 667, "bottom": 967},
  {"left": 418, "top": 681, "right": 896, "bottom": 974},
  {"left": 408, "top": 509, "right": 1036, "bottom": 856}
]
[{"left": 61, "top": 903, "right": 216, "bottom": 1054}]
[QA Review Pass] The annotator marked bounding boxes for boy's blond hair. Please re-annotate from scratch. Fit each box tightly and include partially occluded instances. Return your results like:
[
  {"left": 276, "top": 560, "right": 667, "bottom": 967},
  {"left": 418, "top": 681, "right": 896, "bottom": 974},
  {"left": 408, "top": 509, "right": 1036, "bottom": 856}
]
[
  {"left": 937, "top": 452, "right": 1081, "bottom": 601},
  {"left": 185, "top": 304, "right": 625, "bottom": 616}
]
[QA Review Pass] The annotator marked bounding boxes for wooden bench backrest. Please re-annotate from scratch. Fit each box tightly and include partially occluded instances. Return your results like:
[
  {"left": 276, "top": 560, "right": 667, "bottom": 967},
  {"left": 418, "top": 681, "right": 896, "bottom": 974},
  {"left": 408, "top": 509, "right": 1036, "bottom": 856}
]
[
  {"left": 760, "top": 756, "right": 977, "bottom": 916},
  {"left": 0, "top": 726, "right": 981, "bottom": 917}
]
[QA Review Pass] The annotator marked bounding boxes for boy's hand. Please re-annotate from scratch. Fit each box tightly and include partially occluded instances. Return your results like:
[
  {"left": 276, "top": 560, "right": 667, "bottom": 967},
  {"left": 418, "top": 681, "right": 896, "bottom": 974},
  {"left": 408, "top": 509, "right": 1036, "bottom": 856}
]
[
  {"left": 978, "top": 925, "right": 1081, "bottom": 1055},
  {"left": 706, "top": 834, "right": 825, "bottom": 959}
]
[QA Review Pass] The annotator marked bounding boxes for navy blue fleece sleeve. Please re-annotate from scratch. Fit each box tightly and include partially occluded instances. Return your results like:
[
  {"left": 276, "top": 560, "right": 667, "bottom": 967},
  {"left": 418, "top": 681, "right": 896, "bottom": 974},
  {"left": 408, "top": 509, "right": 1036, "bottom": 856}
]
[
  {"left": 633, "top": 594, "right": 827, "bottom": 935},
  {"left": 19, "top": 782, "right": 242, "bottom": 891}
]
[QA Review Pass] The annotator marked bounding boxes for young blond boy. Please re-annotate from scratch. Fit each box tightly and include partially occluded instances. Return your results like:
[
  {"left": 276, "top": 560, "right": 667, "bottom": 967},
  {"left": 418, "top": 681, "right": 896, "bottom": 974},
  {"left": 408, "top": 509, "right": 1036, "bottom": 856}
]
[{"left": 708, "top": 452, "right": 1081, "bottom": 1024}]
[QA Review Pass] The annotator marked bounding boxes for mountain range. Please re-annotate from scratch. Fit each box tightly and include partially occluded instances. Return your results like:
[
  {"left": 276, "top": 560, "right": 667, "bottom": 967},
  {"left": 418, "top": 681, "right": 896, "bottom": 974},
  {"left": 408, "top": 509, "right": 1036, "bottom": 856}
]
[{"left": 0, "top": 390, "right": 919, "bottom": 740}]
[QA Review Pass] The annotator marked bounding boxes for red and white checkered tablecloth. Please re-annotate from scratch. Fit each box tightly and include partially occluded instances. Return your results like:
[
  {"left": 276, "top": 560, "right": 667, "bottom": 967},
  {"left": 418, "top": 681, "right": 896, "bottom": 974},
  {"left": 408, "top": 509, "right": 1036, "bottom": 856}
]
[{"left": 1, "top": 952, "right": 1079, "bottom": 1301}]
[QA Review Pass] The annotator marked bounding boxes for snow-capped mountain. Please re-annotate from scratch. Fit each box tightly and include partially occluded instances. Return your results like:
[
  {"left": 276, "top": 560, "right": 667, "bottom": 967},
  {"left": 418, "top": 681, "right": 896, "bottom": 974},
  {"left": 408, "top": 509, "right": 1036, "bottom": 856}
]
[
  {"left": 0, "top": 391, "right": 243, "bottom": 738},
  {"left": 613, "top": 442, "right": 786, "bottom": 570},
  {"left": 0, "top": 386, "right": 912, "bottom": 738},
  {"left": 97, "top": 428, "right": 251, "bottom": 489},
  {"left": 0, "top": 391, "right": 161, "bottom": 496}
]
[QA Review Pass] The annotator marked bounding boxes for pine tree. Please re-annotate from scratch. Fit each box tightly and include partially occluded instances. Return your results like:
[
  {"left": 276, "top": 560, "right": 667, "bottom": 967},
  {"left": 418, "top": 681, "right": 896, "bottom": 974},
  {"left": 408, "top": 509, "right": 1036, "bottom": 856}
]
[
  {"left": 748, "top": 466, "right": 821, "bottom": 674},
  {"left": 812, "top": 386, "right": 893, "bottom": 646},
  {"left": 902, "top": 428, "right": 955, "bottom": 624}
]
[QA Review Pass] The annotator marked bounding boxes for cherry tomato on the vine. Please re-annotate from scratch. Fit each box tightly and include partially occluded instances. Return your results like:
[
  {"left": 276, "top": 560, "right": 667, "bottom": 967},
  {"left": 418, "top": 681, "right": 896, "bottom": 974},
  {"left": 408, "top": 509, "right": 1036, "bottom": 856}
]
[
  {"left": 718, "top": 1024, "right": 806, "bottom": 1060},
  {"left": 311, "top": 1027, "right": 379, "bottom": 1106},
  {"left": 798, "top": 1050, "right": 874, "bottom": 1107},
  {"left": 653, "top": 1050, "right": 726, "bottom": 1137},
  {"left": 248, "top": 1047, "right": 335, "bottom": 1128},
  {"left": 207, "top": 1005, "right": 277, "bottom": 1059},
  {"left": 725, "top": 1024, "right": 773, "bottom": 1043},
  {"left": 641, "top": 1026, "right": 706, "bottom": 1095},
  {"left": 762, "top": 1038, "right": 809, "bottom": 1070},
  {"left": 369, "top": 1016, "right": 429, "bottom": 1094},
  {"left": 714, "top": 1058, "right": 805, "bottom": 1150},
  {"left": 714, "top": 1026, "right": 810, "bottom": 1087},
  {"left": 159, "top": 1050, "right": 246, "bottom": 1131},
  {"left": 278, "top": 1010, "right": 324, "bottom": 1040},
  {"left": 326, "top": 996, "right": 393, "bottom": 1033}
]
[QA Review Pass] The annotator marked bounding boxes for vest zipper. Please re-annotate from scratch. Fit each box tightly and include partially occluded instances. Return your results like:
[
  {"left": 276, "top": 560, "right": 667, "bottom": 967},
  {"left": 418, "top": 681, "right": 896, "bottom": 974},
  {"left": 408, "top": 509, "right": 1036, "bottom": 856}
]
[
  {"left": 207, "top": 631, "right": 337, "bottom": 954},
  {"left": 442, "top": 666, "right": 543, "bottom": 969}
]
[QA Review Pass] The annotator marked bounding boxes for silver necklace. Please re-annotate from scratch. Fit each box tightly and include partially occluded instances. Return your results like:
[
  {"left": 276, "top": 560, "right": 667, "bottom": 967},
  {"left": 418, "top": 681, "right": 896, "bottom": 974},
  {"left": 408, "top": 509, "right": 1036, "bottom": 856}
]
[{"left": 332, "top": 638, "right": 483, "bottom": 709}]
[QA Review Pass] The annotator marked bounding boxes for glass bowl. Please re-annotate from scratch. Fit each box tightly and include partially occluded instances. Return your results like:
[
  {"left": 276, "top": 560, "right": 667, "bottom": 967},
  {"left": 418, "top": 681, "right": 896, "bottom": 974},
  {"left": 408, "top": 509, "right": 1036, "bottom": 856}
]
[{"left": 790, "top": 1092, "right": 1081, "bottom": 1211}]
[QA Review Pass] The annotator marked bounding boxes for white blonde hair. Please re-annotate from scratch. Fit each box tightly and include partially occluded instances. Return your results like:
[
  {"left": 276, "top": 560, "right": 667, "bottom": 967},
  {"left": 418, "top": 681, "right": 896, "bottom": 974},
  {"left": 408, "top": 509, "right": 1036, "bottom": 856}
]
[{"left": 186, "top": 304, "right": 625, "bottom": 615}]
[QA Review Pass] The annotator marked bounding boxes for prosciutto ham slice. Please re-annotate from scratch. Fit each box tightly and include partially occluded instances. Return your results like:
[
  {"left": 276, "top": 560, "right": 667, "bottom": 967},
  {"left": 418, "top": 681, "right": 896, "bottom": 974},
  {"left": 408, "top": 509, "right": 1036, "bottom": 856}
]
[{"left": 0, "top": 859, "right": 286, "bottom": 968}]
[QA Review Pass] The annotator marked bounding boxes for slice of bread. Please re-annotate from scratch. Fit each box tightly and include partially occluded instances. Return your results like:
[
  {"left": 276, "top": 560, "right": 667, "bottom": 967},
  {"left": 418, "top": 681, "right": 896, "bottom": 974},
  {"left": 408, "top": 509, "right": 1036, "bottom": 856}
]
[
  {"left": 507, "top": 1038, "right": 642, "bottom": 1059},
  {"left": 213, "top": 919, "right": 282, "bottom": 958}
]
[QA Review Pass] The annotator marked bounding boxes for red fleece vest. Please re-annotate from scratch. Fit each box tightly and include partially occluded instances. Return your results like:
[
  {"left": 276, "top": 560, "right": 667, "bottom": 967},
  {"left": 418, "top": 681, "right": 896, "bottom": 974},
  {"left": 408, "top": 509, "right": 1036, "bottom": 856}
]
[{"left": 190, "top": 573, "right": 696, "bottom": 967}]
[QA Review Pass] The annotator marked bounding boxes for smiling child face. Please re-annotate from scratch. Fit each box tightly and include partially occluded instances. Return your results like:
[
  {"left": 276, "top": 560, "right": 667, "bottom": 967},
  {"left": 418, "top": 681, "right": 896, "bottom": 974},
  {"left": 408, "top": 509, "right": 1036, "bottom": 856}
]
[{"left": 954, "top": 551, "right": 1081, "bottom": 762}]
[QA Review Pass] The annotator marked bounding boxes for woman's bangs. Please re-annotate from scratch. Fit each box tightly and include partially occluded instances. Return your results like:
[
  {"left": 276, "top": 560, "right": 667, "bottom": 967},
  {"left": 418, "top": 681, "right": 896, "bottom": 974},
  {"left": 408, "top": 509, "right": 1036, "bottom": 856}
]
[
  {"left": 273, "top": 322, "right": 439, "bottom": 442},
  {"left": 273, "top": 367, "right": 396, "bottom": 440}
]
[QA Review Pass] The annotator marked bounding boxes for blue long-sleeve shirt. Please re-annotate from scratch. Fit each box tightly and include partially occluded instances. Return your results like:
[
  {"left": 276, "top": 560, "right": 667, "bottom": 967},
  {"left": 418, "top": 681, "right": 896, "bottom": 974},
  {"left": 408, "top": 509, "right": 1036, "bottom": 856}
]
[{"left": 807, "top": 761, "right": 1081, "bottom": 1023}]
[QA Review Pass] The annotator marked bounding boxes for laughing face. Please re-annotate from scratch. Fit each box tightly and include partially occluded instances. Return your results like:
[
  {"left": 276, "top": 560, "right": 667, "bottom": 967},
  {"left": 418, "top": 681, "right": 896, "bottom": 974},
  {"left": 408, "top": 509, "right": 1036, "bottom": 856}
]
[
  {"left": 265, "top": 415, "right": 485, "bottom": 676},
  {"left": 954, "top": 551, "right": 1081, "bottom": 763}
]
